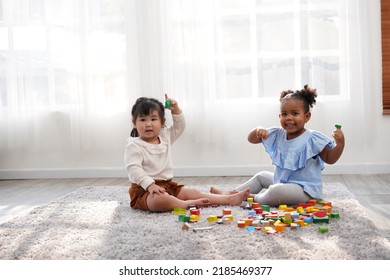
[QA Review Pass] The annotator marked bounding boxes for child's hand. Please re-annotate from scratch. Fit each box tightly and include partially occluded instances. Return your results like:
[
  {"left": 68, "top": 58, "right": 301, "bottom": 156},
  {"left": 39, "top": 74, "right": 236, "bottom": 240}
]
[
  {"left": 165, "top": 93, "right": 182, "bottom": 115},
  {"left": 256, "top": 128, "right": 269, "bottom": 140},
  {"left": 332, "top": 128, "right": 345, "bottom": 146},
  {"left": 147, "top": 183, "right": 166, "bottom": 197}
]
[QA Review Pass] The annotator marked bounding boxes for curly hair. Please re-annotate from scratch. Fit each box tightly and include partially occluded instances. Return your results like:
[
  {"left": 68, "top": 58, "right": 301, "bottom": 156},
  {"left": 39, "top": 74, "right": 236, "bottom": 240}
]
[{"left": 279, "top": 84, "right": 318, "bottom": 113}]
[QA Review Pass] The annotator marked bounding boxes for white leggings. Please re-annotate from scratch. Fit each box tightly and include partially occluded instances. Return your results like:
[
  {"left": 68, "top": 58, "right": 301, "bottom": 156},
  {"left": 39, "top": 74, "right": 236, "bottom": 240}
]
[{"left": 235, "top": 171, "right": 311, "bottom": 206}]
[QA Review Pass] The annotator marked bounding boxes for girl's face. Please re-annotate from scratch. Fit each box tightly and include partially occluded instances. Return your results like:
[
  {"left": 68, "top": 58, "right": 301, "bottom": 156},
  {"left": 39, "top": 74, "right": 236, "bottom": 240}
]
[
  {"left": 133, "top": 109, "right": 165, "bottom": 144},
  {"left": 279, "top": 98, "right": 311, "bottom": 140}
]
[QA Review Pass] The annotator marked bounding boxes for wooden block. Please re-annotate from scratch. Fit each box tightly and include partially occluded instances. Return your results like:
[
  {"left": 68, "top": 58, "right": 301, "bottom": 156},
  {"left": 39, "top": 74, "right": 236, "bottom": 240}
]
[
  {"left": 182, "top": 222, "right": 191, "bottom": 230},
  {"left": 190, "top": 209, "right": 200, "bottom": 215},
  {"left": 278, "top": 204, "right": 288, "bottom": 210},
  {"left": 222, "top": 208, "right": 232, "bottom": 215},
  {"left": 207, "top": 215, "right": 218, "bottom": 222},
  {"left": 251, "top": 202, "right": 260, "bottom": 209},
  {"left": 274, "top": 223, "right": 286, "bottom": 232},
  {"left": 237, "top": 221, "right": 246, "bottom": 228},
  {"left": 318, "top": 226, "right": 329, "bottom": 233}
]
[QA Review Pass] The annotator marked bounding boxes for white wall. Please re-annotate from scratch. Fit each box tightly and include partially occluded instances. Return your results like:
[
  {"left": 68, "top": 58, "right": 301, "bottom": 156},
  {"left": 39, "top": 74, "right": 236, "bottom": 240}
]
[{"left": 1, "top": 2, "right": 389, "bottom": 179}]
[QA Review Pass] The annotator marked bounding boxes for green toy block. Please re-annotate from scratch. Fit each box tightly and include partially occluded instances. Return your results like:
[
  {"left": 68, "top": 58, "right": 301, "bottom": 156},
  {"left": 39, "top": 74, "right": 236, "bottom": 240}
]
[
  {"left": 330, "top": 212, "right": 340, "bottom": 218},
  {"left": 313, "top": 215, "right": 329, "bottom": 224},
  {"left": 165, "top": 100, "right": 171, "bottom": 108},
  {"left": 178, "top": 214, "right": 190, "bottom": 222},
  {"left": 261, "top": 205, "right": 270, "bottom": 212},
  {"left": 318, "top": 226, "right": 329, "bottom": 233},
  {"left": 335, "top": 124, "right": 342, "bottom": 129}
]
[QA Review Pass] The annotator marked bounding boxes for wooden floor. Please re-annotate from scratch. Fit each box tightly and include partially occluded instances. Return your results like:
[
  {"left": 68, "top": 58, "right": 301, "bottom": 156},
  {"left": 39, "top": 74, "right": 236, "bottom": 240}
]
[{"left": 1, "top": 174, "right": 390, "bottom": 238}]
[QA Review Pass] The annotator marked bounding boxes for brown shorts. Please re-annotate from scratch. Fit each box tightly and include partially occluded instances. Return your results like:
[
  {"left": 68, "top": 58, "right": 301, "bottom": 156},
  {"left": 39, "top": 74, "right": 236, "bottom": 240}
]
[{"left": 129, "top": 179, "right": 184, "bottom": 211}]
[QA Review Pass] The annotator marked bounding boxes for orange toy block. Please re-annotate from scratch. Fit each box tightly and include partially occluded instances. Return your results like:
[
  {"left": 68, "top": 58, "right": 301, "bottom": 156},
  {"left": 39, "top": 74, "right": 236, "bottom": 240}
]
[
  {"left": 308, "top": 199, "right": 317, "bottom": 205},
  {"left": 243, "top": 219, "right": 253, "bottom": 226},
  {"left": 274, "top": 223, "right": 286, "bottom": 232},
  {"left": 237, "top": 221, "right": 246, "bottom": 228},
  {"left": 223, "top": 208, "right": 232, "bottom": 215},
  {"left": 251, "top": 202, "right": 260, "bottom": 209}
]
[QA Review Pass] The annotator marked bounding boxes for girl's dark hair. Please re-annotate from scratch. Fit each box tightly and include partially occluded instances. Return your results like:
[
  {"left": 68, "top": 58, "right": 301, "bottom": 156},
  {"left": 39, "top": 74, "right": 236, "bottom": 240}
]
[
  {"left": 130, "top": 97, "right": 165, "bottom": 137},
  {"left": 279, "top": 84, "right": 317, "bottom": 113}
]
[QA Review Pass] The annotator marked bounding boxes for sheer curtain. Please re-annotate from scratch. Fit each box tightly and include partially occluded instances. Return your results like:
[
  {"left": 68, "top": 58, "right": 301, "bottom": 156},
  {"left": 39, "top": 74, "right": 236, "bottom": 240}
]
[
  {"left": 0, "top": 0, "right": 128, "bottom": 156},
  {"left": 0, "top": 0, "right": 376, "bottom": 173},
  {"left": 135, "top": 0, "right": 371, "bottom": 145}
]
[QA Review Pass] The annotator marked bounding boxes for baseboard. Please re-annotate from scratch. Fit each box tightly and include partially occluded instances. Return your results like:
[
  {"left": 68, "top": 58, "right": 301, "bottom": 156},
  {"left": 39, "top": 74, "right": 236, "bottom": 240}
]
[{"left": 0, "top": 163, "right": 389, "bottom": 179}]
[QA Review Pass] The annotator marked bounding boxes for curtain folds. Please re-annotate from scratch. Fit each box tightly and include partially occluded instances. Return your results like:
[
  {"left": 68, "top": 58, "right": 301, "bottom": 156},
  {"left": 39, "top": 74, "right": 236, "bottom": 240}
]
[{"left": 0, "top": 0, "right": 374, "bottom": 166}]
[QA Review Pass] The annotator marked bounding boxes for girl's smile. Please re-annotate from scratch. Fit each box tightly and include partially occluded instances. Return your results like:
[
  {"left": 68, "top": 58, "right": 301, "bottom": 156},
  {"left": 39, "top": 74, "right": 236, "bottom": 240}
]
[{"left": 279, "top": 98, "right": 311, "bottom": 140}]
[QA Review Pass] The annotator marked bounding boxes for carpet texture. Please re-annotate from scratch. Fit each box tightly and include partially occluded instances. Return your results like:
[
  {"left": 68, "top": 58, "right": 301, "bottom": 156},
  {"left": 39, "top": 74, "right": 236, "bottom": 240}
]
[{"left": 1, "top": 183, "right": 390, "bottom": 260}]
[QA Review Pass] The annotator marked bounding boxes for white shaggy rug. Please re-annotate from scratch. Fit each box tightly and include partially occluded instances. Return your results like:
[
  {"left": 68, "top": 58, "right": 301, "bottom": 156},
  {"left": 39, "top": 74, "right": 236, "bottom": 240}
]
[{"left": 1, "top": 183, "right": 390, "bottom": 260}]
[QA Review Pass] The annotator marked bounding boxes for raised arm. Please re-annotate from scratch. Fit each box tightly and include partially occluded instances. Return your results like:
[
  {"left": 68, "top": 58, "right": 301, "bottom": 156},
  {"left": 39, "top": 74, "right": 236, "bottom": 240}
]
[
  {"left": 247, "top": 126, "right": 269, "bottom": 144},
  {"left": 319, "top": 127, "right": 345, "bottom": 164}
]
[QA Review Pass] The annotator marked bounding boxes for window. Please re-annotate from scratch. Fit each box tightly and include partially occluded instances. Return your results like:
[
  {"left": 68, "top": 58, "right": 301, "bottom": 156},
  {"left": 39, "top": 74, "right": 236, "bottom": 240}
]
[
  {"left": 170, "top": 0, "right": 349, "bottom": 101},
  {"left": 0, "top": 0, "right": 127, "bottom": 113}
]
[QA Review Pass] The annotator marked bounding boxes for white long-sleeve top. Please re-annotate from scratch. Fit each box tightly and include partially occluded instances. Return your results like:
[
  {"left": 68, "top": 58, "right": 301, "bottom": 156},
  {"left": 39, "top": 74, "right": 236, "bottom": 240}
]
[{"left": 124, "top": 113, "right": 185, "bottom": 190}]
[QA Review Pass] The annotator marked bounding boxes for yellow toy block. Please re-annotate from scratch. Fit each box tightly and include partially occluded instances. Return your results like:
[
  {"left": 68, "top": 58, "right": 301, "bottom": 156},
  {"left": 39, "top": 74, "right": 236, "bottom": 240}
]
[
  {"left": 207, "top": 215, "right": 218, "bottom": 222},
  {"left": 264, "top": 226, "right": 273, "bottom": 232},
  {"left": 190, "top": 215, "right": 200, "bottom": 221},
  {"left": 274, "top": 220, "right": 282, "bottom": 226},
  {"left": 278, "top": 204, "right": 288, "bottom": 210},
  {"left": 224, "top": 214, "right": 234, "bottom": 221}
]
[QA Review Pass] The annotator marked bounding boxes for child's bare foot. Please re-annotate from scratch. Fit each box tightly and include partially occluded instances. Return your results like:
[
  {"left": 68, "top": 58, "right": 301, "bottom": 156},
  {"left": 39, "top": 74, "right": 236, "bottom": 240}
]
[
  {"left": 228, "top": 188, "right": 251, "bottom": 206},
  {"left": 210, "top": 186, "right": 237, "bottom": 195},
  {"left": 186, "top": 198, "right": 210, "bottom": 208}
]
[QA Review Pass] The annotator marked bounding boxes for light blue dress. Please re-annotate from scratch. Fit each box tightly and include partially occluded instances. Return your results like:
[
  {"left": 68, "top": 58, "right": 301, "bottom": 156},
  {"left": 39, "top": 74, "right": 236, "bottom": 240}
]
[{"left": 262, "top": 127, "right": 335, "bottom": 199}]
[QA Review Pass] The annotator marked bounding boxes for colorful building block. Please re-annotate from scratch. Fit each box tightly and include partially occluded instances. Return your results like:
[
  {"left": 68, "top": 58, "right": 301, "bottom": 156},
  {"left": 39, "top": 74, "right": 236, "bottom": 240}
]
[
  {"left": 313, "top": 216, "right": 329, "bottom": 224},
  {"left": 223, "top": 208, "right": 232, "bottom": 215},
  {"left": 207, "top": 215, "right": 218, "bottom": 222},
  {"left": 182, "top": 222, "right": 191, "bottom": 230},
  {"left": 318, "top": 226, "right": 329, "bottom": 233}
]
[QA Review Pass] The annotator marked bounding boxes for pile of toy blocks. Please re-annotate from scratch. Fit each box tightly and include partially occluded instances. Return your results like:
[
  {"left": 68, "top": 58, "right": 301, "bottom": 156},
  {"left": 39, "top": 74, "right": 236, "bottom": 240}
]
[
  {"left": 173, "top": 198, "right": 340, "bottom": 234},
  {"left": 237, "top": 197, "right": 340, "bottom": 234}
]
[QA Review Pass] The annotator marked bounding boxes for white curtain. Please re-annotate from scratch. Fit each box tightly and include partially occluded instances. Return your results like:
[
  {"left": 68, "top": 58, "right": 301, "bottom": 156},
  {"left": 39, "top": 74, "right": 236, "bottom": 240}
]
[
  {"left": 0, "top": 0, "right": 129, "bottom": 156},
  {"left": 0, "top": 0, "right": 376, "bottom": 171}
]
